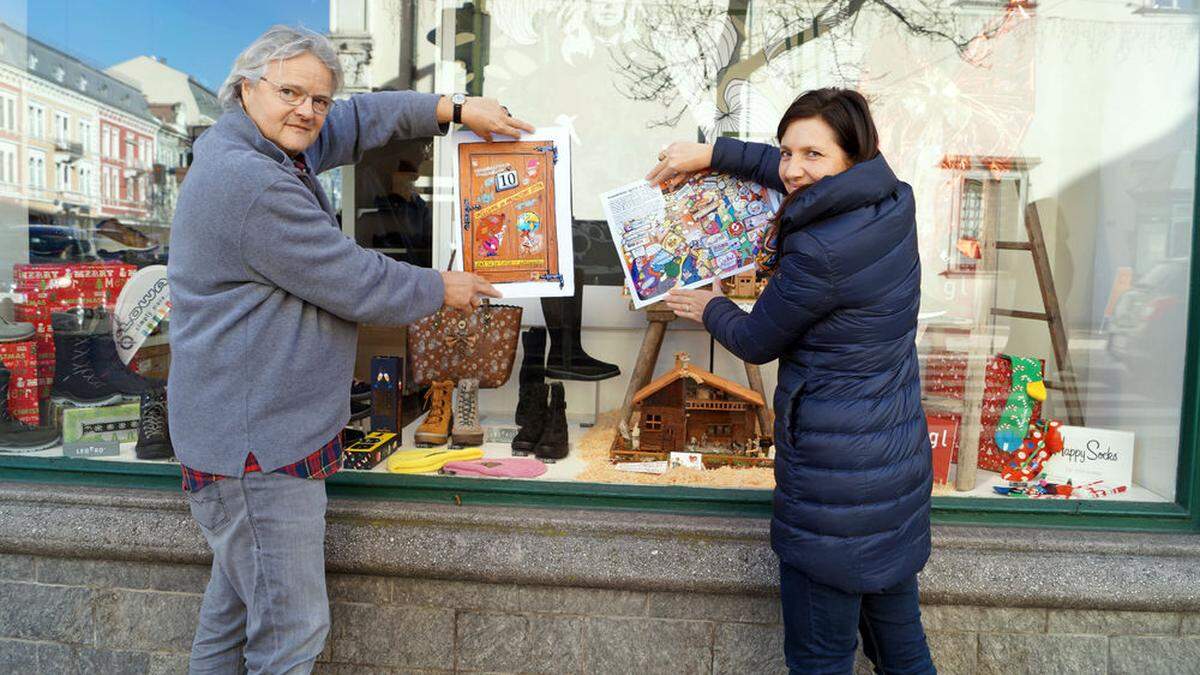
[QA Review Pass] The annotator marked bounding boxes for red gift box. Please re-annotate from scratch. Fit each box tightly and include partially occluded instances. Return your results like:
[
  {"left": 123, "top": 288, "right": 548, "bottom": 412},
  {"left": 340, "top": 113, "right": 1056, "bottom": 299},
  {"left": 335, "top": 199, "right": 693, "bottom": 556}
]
[
  {"left": 0, "top": 340, "right": 40, "bottom": 425},
  {"left": 922, "top": 350, "right": 1045, "bottom": 473},
  {"left": 13, "top": 262, "right": 135, "bottom": 295}
]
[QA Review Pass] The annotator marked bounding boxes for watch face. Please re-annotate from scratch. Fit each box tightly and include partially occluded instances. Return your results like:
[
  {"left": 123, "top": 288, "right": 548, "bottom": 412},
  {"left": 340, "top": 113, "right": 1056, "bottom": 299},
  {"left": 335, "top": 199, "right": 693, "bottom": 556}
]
[{"left": 452, "top": 93, "right": 466, "bottom": 105}]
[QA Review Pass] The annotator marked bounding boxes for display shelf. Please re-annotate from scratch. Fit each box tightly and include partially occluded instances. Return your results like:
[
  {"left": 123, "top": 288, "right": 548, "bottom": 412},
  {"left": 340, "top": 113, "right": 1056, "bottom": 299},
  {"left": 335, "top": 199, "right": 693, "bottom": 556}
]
[{"left": 933, "top": 468, "right": 1170, "bottom": 503}]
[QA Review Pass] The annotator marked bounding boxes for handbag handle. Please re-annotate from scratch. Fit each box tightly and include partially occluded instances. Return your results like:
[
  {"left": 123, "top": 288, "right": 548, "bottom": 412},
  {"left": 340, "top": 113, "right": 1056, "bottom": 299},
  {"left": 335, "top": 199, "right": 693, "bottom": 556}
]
[{"left": 438, "top": 248, "right": 492, "bottom": 330}]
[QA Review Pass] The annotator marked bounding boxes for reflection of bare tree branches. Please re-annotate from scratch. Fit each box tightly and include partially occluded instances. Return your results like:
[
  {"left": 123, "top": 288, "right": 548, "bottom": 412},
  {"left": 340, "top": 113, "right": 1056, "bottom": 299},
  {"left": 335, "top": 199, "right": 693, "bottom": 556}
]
[{"left": 614, "top": 0, "right": 1009, "bottom": 131}]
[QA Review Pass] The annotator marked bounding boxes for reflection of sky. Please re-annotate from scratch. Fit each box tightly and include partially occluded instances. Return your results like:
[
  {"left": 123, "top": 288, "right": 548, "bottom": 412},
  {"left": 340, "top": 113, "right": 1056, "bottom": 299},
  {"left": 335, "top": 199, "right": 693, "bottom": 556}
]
[{"left": 0, "top": 0, "right": 328, "bottom": 90}]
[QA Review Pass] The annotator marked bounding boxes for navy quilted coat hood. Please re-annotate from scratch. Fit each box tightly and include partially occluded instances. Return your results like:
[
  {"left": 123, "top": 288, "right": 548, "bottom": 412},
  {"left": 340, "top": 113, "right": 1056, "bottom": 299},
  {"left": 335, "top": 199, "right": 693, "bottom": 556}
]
[{"left": 704, "top": 138, "right": 932, "bottom": 593}]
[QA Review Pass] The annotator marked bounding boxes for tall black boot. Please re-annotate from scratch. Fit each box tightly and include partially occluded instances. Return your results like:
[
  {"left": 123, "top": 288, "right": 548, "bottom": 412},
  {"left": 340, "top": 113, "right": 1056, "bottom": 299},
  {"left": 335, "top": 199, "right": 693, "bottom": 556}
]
[
  {"left": 50, "top": 310, "right": 122, "bottom": 407},
  {"left": 512, "top": 382, "right": 548, "bottom": 456},
  {"left": 541, "top": 278, "right": 619, "bottom": 381},
  {"left": 0, "top": 365, "right": 61, "bottom": 452},
  {"left": 514, "top": 327, "right": 546, "bottom": 436},
  {"left": 519, "top": 327, "right": 547, "bottom": 387},
  {"left": 533, "top": 382, "right": 569, "bottom": 462},
  {"left": 135, "top": 386, "right": 173, "bottom": 460}
]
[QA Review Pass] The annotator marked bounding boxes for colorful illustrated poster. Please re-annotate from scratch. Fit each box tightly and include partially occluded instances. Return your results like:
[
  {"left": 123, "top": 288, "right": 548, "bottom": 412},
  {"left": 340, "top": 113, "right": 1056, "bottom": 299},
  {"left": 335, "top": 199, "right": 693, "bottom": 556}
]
[
  {"left": 601, "top": 172, "right": 779, "bottom": 308},
  {"left": 453, "top": 128, "right": 574, "bottom": 298}
]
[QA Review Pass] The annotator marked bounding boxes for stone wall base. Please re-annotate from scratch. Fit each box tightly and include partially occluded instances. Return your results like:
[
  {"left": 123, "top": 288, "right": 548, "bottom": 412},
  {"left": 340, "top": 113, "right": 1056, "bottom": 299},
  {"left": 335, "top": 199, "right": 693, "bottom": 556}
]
[{"left": 2, "top": 553, "right": 1199, "bottom": 674}]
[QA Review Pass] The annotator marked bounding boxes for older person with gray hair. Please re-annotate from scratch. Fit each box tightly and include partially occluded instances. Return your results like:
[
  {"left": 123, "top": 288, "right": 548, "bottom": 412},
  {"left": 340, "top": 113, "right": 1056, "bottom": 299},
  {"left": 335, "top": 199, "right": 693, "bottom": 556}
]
[{"left": 168, "top": 25, "right": 532, "bottom": 673}]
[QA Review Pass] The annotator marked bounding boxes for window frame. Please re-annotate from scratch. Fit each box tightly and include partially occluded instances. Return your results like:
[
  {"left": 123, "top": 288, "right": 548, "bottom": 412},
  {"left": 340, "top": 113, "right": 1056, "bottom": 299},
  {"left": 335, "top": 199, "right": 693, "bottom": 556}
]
[
  {"left": 0, "top": 140, "right": 16, "bottom": 185},
  {"left": 0, "top": 91, "right": 16, "bottom": 132},
  {"left": 53, "top": 110, "right": 69, "bottom": 145},
  {"left": 26, "top": 148, "right": 44, "bottom": 189},
  {"left": 26, "top": 102, "right": 43, "bottom": 139}
]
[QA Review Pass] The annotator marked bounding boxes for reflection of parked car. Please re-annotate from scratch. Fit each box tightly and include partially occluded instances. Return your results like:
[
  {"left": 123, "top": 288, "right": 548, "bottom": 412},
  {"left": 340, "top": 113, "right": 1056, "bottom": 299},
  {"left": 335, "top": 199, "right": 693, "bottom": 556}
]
[
  {"left": 1107, "top": 258, "right": 1189, "bottom": 369},
  {"left": 24, "top": 224, "right": 98, "bottom": 263}
]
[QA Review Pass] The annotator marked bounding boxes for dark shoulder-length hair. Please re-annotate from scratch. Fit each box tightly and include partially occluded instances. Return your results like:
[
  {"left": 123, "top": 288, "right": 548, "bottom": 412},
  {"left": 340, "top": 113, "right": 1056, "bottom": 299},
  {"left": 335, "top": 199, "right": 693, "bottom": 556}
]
[{"left": 758, "top": 88, "right": 880, "bottom": 273}]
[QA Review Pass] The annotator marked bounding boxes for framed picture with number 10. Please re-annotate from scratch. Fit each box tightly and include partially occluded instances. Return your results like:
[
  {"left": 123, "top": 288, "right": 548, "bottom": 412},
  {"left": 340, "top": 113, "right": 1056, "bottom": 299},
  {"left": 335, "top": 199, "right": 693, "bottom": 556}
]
[{"left": 452, "top": 127, "right": 574, "bottom": 298}]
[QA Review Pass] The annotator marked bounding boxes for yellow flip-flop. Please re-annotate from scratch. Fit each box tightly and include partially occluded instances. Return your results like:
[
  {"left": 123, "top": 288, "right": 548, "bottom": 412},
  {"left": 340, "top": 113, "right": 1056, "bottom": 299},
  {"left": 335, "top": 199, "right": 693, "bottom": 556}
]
[{"left": 386, "top": 447, "right": 485, "bottom": 474}]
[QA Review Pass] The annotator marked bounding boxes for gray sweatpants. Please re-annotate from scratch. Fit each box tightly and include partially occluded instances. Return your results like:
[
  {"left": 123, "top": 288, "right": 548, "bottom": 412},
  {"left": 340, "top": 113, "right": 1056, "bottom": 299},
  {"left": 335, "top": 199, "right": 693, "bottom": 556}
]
[{"left": 184, "top": 472, "right": 329, "bottom": 674}]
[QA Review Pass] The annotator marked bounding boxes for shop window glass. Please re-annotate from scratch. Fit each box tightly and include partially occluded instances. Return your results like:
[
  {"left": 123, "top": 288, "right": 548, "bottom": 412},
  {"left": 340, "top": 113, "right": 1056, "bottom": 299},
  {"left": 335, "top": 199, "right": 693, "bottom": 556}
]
[{"left": 0, "top": 1, "right": 1194, "bottom": 517}]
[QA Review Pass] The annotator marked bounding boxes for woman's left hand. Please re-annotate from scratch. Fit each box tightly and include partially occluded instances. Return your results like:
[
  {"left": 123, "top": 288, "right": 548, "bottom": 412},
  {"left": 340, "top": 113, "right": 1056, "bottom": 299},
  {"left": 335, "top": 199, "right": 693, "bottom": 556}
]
[{"left": 665, "top": 280, "right": 723, "bottom": 323}]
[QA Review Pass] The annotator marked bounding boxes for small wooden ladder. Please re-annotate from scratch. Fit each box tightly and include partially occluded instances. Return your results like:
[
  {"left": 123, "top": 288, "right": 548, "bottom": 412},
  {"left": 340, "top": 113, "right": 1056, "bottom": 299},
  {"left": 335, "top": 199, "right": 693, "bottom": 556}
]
[
  {"left": 954, "top": 199, "right": 1085, "bottom": 491},
  {"left": 992, "top": 203, "right": 1085, "bottom": 427}
]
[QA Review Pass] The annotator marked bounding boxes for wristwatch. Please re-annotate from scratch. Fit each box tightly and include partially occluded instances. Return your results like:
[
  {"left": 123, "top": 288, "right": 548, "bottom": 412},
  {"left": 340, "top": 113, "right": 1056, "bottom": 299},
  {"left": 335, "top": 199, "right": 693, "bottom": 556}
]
[{"left": 451, "top": 93, "right": 467, "bottom": 124}]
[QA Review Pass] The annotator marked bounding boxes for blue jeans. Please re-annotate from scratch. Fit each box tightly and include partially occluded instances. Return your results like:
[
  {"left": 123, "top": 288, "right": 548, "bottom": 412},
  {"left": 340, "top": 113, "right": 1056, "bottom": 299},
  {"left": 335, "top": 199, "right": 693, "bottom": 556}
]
[
  {"left": 780, "top": 561, "right": 935, "bottom": 675},
  {"left": 185, "top": 472, "right": 330, "bottom": 675}
]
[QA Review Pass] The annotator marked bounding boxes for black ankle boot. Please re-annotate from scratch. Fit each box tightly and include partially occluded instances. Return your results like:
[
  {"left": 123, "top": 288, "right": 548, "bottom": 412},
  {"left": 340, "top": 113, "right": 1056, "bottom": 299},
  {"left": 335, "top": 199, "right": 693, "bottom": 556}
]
[
  {"left": 533, "top": 383, "right": 569, "bottom": 462},
  {"left": 50, "top": 311, "right": 122, "bottom": 407},
  {"left": 512, "top": 382, "right": 549, "bottom": 455},
  {"left": 541, "top": 278, "right": 619, "bottom": 381},
  {"left": 0, "top": 365, "right": 61, "bottom": 452},
  {"left": 135, "top": 386, "right": 173, "bottom": 460}
]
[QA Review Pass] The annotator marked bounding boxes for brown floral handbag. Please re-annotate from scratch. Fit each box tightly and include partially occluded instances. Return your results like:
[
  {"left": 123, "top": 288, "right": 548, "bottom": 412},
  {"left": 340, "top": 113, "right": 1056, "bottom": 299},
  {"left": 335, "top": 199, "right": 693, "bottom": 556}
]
[{"left": 408, "top": 299, "right": 522, "bottom": 389}]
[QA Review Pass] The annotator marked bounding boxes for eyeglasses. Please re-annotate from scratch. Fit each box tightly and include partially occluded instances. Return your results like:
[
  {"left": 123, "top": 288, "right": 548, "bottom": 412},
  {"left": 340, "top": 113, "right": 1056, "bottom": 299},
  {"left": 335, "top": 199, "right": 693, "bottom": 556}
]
[{"left": 259, "top": 77, "right": 333, "bottom": 115}]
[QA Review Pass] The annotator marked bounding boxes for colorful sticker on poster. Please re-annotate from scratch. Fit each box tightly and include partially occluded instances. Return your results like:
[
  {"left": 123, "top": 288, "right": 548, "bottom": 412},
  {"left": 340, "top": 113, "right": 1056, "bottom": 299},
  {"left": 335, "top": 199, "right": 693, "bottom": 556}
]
[
  {"left": 453, "top": 128, "right": 574, "bottom": 298},
  {"left": 601, "top": 172, "right": 780, "bottom": 308}
]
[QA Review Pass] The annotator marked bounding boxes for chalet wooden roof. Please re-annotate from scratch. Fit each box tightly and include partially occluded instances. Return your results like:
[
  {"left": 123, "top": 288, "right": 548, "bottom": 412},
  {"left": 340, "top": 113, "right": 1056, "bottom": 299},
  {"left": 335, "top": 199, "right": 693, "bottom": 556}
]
[{"left": 633, "top": 353, "right": 765, "bottom": 407}]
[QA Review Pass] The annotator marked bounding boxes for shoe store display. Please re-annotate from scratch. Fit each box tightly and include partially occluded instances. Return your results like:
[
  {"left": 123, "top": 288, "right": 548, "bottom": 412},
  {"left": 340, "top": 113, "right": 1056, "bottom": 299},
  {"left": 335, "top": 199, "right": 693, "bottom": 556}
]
[
  {"left": 533, "top": 382, "right": 570, "bottom": 462},
  {"left": 50, "top": 310, "right": 122, "bottom": 407},
  {"left": 450, "top": 378, "right": 484, "bottom": 448},
  {"left": 511, "top": 382, "right": 549, "bottom": 456},
  {"left": 541, "top": 278, "right": 620, "bottom": 381},
  {"left": 414, "top": 380, "right": 454, "bottom": 447},
  {"left": 134, "top": 386, "right": 173, "bottom": 460},
  {"left": 0, "top": 365, "right": 61, "bottom": 453}
]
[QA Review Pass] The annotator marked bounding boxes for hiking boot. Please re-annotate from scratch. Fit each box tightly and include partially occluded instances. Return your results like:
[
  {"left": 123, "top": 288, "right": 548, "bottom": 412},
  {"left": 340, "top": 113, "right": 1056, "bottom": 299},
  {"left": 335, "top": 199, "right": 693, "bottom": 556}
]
[
  {"left": 451, "top": 378, "right": 484, "bottom": 448},
  {"left": 511, "top": 382, "right": 548, "bottom": 456},
  {"left": 0, "top": 365, "right": 61, "bottom": 453},
  {"left": 87, "top": 311, "right": 161, "bottom": 398},
  {"left": 0, "top": 298, "right": 34, "bottom": 343},
  {"left": 134, "top": 386, "right": 173, "bottom": 460},
  {"left": 541, "top": 278, "right": 619, "bottom": 381},
  {"left": 50, "top": 310, "right": 122, "bottom": 407},
  {"left": 533, "top": 382, "right": 569, "bottom": 462},
  {"left": 414, "top": 380, "right": 454, "bottom": 447}
]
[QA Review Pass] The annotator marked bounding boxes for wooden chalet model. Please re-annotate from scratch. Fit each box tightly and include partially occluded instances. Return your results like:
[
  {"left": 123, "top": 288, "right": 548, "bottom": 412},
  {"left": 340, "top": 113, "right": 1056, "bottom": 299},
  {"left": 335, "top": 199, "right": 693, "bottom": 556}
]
[{"left": 612, "top": 352, "right": 772, "bottom": 468}]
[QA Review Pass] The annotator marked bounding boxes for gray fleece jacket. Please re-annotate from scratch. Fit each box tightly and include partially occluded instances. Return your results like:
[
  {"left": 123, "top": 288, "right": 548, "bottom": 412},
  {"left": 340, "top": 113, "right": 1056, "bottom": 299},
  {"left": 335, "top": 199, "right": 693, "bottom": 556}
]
[{"left": 167, "top": 92, "right": 446, "bottom": 475}]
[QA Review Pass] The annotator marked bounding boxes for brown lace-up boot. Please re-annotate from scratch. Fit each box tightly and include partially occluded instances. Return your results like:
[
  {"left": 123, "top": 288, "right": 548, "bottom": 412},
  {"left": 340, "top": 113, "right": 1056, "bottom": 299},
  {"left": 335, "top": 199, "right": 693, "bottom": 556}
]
[
  {"left": 450, "top": 378, "right": 484, "bottom": 448},
  {"left": 414, "top": 380, "right": 454, "bottom": 447}
]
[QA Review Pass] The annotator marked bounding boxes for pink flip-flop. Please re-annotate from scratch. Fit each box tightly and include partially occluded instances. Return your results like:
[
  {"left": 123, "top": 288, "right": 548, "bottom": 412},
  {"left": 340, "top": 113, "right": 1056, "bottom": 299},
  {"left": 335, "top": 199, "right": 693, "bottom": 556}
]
[{"left": 441, "top": 457, "right": 548, "bottom": 478}]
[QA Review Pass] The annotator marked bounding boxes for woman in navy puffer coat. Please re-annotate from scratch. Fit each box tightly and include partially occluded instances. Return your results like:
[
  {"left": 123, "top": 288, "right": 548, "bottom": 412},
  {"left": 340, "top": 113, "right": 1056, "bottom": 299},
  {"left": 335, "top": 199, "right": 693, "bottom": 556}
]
[{"left": 658, "top": 89, "right": 934, "bottom": 674}]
